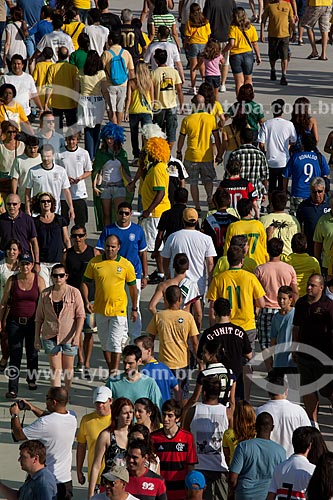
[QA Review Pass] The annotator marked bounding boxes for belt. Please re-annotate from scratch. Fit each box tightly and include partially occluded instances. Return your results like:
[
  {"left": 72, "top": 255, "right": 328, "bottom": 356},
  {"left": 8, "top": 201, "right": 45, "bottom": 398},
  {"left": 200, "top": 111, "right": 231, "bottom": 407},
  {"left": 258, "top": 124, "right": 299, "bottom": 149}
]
[
  {"left": 107, "top": 182, "right": 123, "bottom": 187},
  {"left": 11, "top": 316, "right": 33, "bottom": 325}
]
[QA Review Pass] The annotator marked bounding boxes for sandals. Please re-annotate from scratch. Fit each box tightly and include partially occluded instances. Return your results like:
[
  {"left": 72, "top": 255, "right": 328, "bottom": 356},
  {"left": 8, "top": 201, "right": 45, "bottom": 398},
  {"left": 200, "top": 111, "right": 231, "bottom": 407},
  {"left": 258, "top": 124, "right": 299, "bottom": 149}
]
[
  {"left": 317, "top": 56, "right": 328, "bottom": 60},
  {"left": 5, "top": 391, "right": 17, "bottom": 399},
  {"left": 306, "top": 53, "right": 319, "bottom": 59}
]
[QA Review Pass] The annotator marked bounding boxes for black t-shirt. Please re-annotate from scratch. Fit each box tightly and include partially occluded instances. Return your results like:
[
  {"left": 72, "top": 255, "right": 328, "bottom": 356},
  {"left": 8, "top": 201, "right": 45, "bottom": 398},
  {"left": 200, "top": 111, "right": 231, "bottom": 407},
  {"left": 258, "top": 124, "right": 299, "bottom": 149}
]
[
  {"left": 34, "top": 214, "right": 67, "bottom": 263},
  {"left": 198, "top": 322, "right": 252, "bottom": 377},
  {"left": 66, "top": 245, "right": 95, "bottom": 301},
  {"left": 100, "top": 12, "right": 122, "bottom": 33},
  {"left": 203, "top": 0, "right": 236, "bottom": 42},
  {"left": 157, "top": 204, "right": 186, "bottom": 241},
  {"left": 293, "top": 294, "right": 333, "bottom": 359},
  {"left": 202, "top": 211, "right": 238, "bottom": 258},
  {"left": 120, "top": 24, "right": 146, "bottom": 64}
]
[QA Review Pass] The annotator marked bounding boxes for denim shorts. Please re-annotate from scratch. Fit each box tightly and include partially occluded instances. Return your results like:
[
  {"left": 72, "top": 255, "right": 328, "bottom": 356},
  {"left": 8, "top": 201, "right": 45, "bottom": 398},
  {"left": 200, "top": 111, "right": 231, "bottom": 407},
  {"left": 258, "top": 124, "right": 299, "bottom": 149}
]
[
  {"left": 100, "top": 183, "right": 126, "bottom": 200},
  {"left": 42, "top": 338, "right": 78, "bottom": 356},
  {"left": 205, "top": 75, "right": 221, "bottom": 88},
  {"left": 229, "top": 51, "right": 254, "bottom": 75},
  {"left": 188, "top": 42, "right": 206, "bottom": 58}
]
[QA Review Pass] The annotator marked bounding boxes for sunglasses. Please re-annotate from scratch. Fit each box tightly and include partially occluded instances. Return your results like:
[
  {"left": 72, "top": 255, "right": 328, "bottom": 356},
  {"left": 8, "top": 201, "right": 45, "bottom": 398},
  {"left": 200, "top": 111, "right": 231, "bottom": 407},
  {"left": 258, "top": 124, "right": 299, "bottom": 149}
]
[
  {"left": 71, "top": 233, "right": 86, "bottom": 238},
  {"left": 40, "top": 200, "right": 51, "bottom": 204},
  {"left": 119, "top": 211, "right": 131, "bottom": 216},
  {"left": 312, "top": 190, "right": 324, "bottom": 193},
  {"left": 52, "top": 273, "right": 66, "bottom": 278},
  {"left": 7, "top": 130, "right": 17, "bottom": 134},
  {"left": 105, "top": 480, "right": 116, "bottom": 486},
  {"left": 6, "top": 202, "right": 18, "bottom": 206}
]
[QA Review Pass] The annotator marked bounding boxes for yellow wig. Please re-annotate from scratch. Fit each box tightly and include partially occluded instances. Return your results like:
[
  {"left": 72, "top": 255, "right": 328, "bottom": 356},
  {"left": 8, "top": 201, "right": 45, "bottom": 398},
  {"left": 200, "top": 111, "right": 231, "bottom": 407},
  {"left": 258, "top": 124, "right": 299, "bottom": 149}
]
[{"left": 145, "top": 137, "right": 170, "bottom": 164}]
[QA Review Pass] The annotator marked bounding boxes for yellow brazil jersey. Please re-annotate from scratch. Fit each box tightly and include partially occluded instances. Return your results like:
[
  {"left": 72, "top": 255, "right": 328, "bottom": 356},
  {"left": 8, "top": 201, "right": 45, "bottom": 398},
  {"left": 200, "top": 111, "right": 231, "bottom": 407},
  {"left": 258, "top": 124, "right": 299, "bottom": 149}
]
[
  {"left": 62, "top": 21, "right": 85, "bottom": 50},
  {"left": 180, "top": 111, "right": 218, "bottom": 163},
  {"left": 77, "top": 411, "right": 111, "bottom": 482},
  {"left": 184, "top": 21, "right": 211, "bottom": 44},
  {"left": 141, "top": 161, "right": 171, "bottom": 218},
  {"left": 32, "top": 61, "right": 53, "bottom": 107},
  {"left": 207, "top": 268, "right": 265, "bottom": 331},
  {"left": 313, "top": 211, "right": 333, "bottom": 268},
  {"left": 282, "top": 252, "right": 321, "bottom": 296},
  {"left": 224, "top": 218, "right": 269, "bottom": 265},
  {"left": 213, "top": 255, "right": 257, "bottom": 277},
  {"left": 83, "top": 254, "right": 136, "bottom": 316},
  {"left": 228, "top": 24, "right": 258, "bottom": 55}
]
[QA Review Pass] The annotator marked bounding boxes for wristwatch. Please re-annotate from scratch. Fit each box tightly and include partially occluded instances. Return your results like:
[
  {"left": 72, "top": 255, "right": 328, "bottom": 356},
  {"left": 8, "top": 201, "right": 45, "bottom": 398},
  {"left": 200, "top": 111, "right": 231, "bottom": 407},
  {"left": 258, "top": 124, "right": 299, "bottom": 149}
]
[
  {"left": 11, "top": 414, "right": 19, "bottom": 419},
  {"left": 131, "top": 307, "right": 138, "bottom": 311}
]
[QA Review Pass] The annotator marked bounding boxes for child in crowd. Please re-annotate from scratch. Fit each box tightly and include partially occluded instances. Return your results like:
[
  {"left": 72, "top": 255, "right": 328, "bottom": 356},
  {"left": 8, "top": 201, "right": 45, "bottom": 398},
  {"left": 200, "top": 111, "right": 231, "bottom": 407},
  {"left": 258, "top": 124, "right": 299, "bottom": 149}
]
[
  {"left": 196, "top": 38, "right": 223, "bottom": 100},
  {"left": 270, "top": 285, "right": 296, "bottom": 373}
]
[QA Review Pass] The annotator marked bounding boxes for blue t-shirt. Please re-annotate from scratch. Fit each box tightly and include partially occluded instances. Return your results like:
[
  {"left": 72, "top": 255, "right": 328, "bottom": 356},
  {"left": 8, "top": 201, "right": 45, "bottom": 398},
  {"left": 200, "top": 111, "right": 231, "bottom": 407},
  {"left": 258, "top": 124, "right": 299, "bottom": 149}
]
[
  {"left": 105, "top": 373, "right": 163, "bottom": 409},
  {"left": 17, "top": 0, "right": 44, "bottom": 27},
  {"left": 19, "top": 467, "right": 57, "bottom": 500},
  {"left": 271, "top": 308, "right": 296, "bottom": 368},
  {"left": 284, "top": 151, "right": 329, "bottom": 198},
  {"left": 141, "top": 359, "right": 179, "bottom": 402},
  {"left": 96, "top": 222, "right": 147, "bottom": 278},
  {"left": 230, "top": 438, "right": 286, "bottom": 500},
  {"left": 29, "top": 19, "right": 54, "bottom": 44}
]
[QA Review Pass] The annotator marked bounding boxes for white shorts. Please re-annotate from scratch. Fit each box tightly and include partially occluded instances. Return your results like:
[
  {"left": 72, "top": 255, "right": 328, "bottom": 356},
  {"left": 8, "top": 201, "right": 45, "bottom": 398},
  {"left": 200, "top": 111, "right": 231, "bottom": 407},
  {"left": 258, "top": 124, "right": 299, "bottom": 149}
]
[
  {"left": 141, "top": 217, "right": 164, "bottom": 252},
  {"left": 95, "top": 314, "right": 128, "bottom": 352},
  {"left": 108, "top": 85, "right": 127, "bottom": 112}
]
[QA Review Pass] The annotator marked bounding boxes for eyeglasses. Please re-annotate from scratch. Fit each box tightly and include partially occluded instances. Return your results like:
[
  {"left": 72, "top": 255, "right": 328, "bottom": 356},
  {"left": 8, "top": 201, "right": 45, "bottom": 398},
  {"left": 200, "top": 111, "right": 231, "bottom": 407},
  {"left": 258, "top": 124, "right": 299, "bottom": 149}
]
[
  {"left": 52, "top": 273, "right": 66, "bottom": 278},
  {"left": 40, "top": 200, "right": 51, "bottom": 204},
  {"left": 6, "top": 202, "right": 18, "bottom": 206},
  {"left": 312, "top": 190, "right": 324, "bottom": 194},
  {"left": 71, "top": 233, "right": 85, "bottom": 238},
  {"left": 119, "top": 211, "right": 131, "bottom": 216}
]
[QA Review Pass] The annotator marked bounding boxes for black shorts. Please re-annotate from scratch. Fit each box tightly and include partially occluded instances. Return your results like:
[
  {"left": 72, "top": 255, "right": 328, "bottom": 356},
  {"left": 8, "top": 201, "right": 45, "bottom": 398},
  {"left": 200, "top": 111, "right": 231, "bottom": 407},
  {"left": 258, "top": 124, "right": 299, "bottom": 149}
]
[{"left": 268, "top": 36, "right": 290, "bottom": 62}]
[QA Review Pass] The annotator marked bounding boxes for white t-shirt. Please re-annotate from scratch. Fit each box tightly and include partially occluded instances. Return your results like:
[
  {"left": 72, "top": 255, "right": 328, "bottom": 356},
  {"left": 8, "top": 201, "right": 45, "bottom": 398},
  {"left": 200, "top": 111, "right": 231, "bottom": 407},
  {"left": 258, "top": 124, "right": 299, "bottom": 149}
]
[
  {"left": 10, "top": 153, "right": 42, "bottom": 201},
  {"left": 23, "top": 410, "right": 77, "bottom": 483},
  {"left": 161, "top": 229, "right": 217, "bottom": 295},
  {"left": 268, "top": 454, "right": 315, "bottom": 498},
  {"left": 5, "top": 22, "right": 27, "bottom": 60},
  {"left": 1, "top": 72, "right": 38, "bottom": 116},
  {"left": 26, "top": 163, "right": 71, "bottom": 213},
  {"left": 144, "top": 40, "right": 181, "bottom": 69},
  {"left": 256, "top": 399, "right": 311, "bottom": 457},
  {"left": 101, "top": 159, "right": 122, "bottom": 184},
  {"left": 37, "top": 31, "right": 75, "bottom": 63},
  {"left": 258, "top": 118, "right": 297, "bottom": 169},
  {"left": 56, "top": 147, "right": 92, "bottom": 200},
  {"left": 84, "top": 25, "right": 109, "bottom": 56}
]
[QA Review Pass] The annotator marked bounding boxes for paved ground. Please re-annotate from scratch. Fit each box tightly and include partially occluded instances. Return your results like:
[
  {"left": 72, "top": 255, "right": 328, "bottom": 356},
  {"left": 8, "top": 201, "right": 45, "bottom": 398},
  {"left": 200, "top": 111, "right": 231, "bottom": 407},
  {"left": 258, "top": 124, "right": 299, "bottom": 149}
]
[{"left": 1, "top": 0, "right": 333, "bottom": 497}]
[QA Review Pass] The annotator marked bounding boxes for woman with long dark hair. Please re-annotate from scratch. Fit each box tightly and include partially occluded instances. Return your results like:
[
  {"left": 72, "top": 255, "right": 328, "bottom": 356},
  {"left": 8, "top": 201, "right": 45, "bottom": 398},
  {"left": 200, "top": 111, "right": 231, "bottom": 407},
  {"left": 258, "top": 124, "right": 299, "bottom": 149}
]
[
  {"left": 306, "top": 452, "right": 333, "bottom": 500},
  {"left": 3, "top": 7, "right": 28, "bottom": 69},
  {"left": 290, "top": 97, "right": 318, "bottom": 154},
  {"left": 88, "top": 397, "right": 134, "bottom": 497},
  {"left": 0, "top": 253, "right": 45, "bottom": 398},
  {"left": 69, "top": 32, "right": 90, "bottom": 70},
  {"left": 221, "top": 7, "right": 261, "bottom": 95},
  {"left": 135, "top": 398, "right": 161, "bottom": 432},
  {"left": 149, "top": 0, "right": 180, "bottom": 49},
  {"left": 77, "top": 49, "right": 112, "bottom": 160},
  {"left": 128, "top": 423, "right": 160, "bottom": 473},
  {"left": 0, "top": 120, "right": 25, "bottom": 178}
]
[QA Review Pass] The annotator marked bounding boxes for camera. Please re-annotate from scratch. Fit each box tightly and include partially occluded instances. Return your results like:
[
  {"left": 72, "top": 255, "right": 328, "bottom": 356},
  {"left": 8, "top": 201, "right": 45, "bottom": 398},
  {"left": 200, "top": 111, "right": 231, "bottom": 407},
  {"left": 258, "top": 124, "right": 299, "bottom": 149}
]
[{"left": 17, "top": 400, "right": 26, "bottom": 410}]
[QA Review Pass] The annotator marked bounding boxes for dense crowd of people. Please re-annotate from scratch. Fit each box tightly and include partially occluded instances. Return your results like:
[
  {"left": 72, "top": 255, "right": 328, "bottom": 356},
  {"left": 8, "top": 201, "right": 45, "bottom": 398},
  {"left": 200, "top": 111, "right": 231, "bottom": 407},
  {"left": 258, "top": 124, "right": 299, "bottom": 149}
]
[{"left": 0, "top": 0, "right": 332, "bottom": 499}]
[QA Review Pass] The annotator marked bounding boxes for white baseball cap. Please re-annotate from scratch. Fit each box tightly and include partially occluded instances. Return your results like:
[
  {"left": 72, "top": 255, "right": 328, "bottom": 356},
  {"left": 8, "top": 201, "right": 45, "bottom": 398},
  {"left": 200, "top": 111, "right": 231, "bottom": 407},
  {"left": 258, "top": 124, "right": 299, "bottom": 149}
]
[{"left": 93, "top": 386, "right": 112, "bottom": 403}]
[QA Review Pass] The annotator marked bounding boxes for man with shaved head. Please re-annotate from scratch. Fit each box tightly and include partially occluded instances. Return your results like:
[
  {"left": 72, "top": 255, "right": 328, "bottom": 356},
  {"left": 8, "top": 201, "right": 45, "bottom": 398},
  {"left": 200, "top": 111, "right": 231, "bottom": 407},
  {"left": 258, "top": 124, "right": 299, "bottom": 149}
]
[
  {"left": 293, "top": 273, "right": 333, "bottom": 425},
  {"left": 0, "top": 193, "right": 40, "bottom": 265}
]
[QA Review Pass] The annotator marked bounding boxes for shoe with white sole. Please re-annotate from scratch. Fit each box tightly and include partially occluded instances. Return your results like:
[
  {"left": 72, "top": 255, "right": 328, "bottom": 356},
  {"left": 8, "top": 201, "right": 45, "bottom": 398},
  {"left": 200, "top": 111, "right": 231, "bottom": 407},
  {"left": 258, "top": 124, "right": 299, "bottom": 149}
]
[{"left": 220, "top": 84, "right": 226, "bottom": 92}]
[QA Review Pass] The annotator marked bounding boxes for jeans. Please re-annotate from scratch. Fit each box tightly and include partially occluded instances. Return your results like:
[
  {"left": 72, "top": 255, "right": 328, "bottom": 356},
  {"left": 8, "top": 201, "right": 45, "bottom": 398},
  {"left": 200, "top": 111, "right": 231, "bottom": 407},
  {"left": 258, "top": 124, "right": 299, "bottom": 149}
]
[
  {"left": 25, "top": 34, "right": 36, "bottom": 58},
  {"left": 52, "top": 108, "right": 77, "bottom": 131},
  {"left": 7, "top": 318, "right": 38, "bottom": 394},
  {"left": 0, "top": 21, "right": 5, "bottom": 68},
  {"left": 129, "top": 113, "right": 152, "bottom": 157},
  {"left": 85, "top": 124, "right": 101, "bottom": 160}
]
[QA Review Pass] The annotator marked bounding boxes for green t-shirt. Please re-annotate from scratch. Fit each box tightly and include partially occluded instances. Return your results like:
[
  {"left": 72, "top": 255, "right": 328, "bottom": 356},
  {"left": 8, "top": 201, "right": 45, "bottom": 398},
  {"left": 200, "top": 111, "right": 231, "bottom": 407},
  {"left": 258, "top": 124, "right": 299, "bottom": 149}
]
[
  {"left": 69, "top": 49, "right": 88, "bottom": 71},
  {"left": 227, "top": 100, "right": 264, "bottom": 131}
]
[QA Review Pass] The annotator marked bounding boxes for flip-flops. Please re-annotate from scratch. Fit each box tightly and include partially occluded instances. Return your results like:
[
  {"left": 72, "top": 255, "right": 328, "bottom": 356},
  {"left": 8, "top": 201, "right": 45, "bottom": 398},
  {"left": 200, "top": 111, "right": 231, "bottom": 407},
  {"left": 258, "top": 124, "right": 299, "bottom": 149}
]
[{"left": 306, "top": 53, "right": 319, "bottom": 59}]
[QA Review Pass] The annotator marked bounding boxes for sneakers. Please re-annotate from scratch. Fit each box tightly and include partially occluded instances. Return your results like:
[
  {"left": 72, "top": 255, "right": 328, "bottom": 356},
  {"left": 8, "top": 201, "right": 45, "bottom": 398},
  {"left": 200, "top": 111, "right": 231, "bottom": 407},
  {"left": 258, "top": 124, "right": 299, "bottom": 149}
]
[
  {"left": 270, "top": 69, "right": 277, "bottom": 81},
  {"left": 75, "top": 362, "right": 84, "bottom": 373},
  {"left": 191, "top": 86, "right": 197, "bottom": 95},
  {"left": 148, "top": 270, "right": 164, "bottom": 284},
  {"left": 220, "top": 84, "right": 226, "bottom": 92},
  {"left": 280, "top": 74, "right": 288, "bottom": 85}
]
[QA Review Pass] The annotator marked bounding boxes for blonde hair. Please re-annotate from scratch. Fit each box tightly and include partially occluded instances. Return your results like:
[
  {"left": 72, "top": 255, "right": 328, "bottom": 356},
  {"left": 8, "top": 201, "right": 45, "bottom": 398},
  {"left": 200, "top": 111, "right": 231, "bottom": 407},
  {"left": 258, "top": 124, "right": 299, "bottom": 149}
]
[
  {"left": 135, "top": 61, "right": 152, "bottom": 102},
  {"left": 232, "top": 7, "right": 251, "bottom": 31}
]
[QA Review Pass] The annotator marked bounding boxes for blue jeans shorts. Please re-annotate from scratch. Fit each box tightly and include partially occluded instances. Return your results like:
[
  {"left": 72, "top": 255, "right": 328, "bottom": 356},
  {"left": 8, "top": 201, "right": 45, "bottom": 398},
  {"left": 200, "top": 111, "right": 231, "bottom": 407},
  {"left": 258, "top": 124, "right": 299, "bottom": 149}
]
[
  {"left": 230, "top": 51, "right": 254, "bottom": 75},
  {"left": 188, "top": 43, "right": 206, "bottom": 58},
  {"left": 43, "top": 338, "right": 78, "bottom": 356}
]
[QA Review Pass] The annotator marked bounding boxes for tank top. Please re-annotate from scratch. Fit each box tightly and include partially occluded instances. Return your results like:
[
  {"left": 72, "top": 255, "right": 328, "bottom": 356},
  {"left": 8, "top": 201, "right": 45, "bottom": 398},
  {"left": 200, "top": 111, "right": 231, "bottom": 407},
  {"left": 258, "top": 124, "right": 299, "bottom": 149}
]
[
  {"left": 102, "top": 432, "right": 126, "bottom": 481},
  {"left": 190, "top": 403, "right": 229, "bottom": 472},
  {"left": 66, "top": 245, "right": 95, "bottom": 301},
  {"left": 11, "top": 273, "right": 39, "bottom": 318}
]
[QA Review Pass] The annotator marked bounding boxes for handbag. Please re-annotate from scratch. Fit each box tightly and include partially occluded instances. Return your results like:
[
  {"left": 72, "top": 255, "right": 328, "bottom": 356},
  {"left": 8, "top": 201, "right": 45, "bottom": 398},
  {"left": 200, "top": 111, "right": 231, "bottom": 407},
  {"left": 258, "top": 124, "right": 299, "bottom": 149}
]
[{"left": 12, "top": 21, "right": 28, "bottom": 46}]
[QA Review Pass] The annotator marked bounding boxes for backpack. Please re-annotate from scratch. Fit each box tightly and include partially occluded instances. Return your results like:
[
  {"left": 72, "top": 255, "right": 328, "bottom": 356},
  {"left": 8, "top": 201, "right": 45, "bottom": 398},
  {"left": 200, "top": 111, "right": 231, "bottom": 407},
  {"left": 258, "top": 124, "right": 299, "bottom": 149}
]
[{"left": 109, "top": 48, "right": 128, "bottom": 85}]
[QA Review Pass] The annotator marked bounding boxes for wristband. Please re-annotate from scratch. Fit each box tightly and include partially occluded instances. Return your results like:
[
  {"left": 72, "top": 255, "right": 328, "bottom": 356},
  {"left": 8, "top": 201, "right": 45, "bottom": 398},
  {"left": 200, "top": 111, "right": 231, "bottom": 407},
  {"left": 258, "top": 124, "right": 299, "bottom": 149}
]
[
  {"left": 131, "top": 307, "right": 138, "bottom": 311},
  {"left": 35, "top": 262, "right": 40, "bottom": 265},
  {"left": 11, "top": 414, "right": 19, "bottom": 419},
  {"left": 143, "top": 276, "right": 149, "bottom": 279}
]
